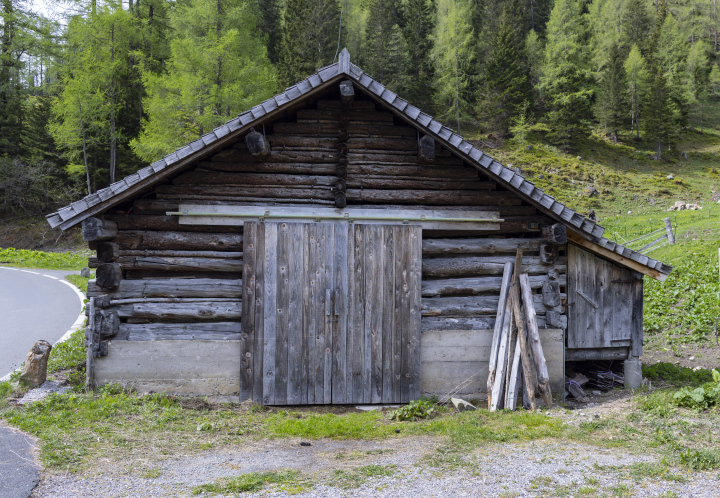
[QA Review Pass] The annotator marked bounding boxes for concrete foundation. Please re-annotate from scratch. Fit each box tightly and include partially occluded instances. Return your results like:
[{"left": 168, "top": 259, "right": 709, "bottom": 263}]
[
  {"left": 95, "top": 330, "right": 564, "bottom": 402},
  {"left": 623, "top": 358, "right": 643, "bottom": 389},
  {"left": 420, "top": 328, "right": 564, "bottom": 402}
]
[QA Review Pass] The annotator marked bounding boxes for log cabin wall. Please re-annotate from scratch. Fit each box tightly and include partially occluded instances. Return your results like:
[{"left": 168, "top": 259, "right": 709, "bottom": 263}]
[{"left": 86, "top": 88, "right": 568, "bottom": 392}]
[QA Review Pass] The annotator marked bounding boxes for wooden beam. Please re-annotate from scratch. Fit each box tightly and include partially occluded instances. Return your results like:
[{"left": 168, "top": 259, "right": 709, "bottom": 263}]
[
  {"left": 82, "top": 217, "right": 118, "bottom": 242},
  {"left": 419, "top": 135, "right": 435, "bottom": 161},
  {"left": 340, "top": 79, "right": 354, "bottom": 104},
  {"left": 567, "top": 230, "right": 667, "bottom": 282}
]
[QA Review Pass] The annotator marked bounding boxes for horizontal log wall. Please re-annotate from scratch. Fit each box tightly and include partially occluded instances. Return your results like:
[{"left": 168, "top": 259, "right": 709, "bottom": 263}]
[{"left": 88, "top": 93, "right": 564, "bottom": 348}]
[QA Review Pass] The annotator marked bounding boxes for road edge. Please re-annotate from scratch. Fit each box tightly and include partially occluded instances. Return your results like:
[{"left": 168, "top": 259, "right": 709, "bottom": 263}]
[{"left": 0, "top": 267, "right": 86, "bottom": 381}]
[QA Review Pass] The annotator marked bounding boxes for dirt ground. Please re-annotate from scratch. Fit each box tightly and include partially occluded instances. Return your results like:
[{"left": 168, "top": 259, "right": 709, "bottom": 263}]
[{"left": 642, "top": 335, "right": 720, "bottom": 371}]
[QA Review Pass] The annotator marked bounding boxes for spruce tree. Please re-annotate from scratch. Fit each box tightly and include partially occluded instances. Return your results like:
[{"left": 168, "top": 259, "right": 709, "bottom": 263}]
[
  {"left": 540, "top": 0, "right": 593, "bottom": 148},
  {"left": 595, "top": 42, "right": 626, "bottom": 141},
  {"left": 685, "top": 41, "right": 711, "bottom": 132},
  {"left": 257, "top": 0, "right": 282, "bottom": 64},
  {"left": 131, "top": 0, "right": 276, "bottom": 161},
  {"left": 478, "top": 13, "right": 529, "bottom": 136},
  {"left": 709, "top": 63, "right": 720, "bottom": 100},
  {"left": 365, "top": 0, "right": 406, "bottom": 88},
  {"left": 524, "top": 30, "right": 544, "bottom": 107},
  {"left": 401, "top": 0, "right": 436, "bottom": 111},
  {"left": 434, "top": 0, "right": 475, "bottom": 133},
  {"left": 622, "top": 0, "right": 652, "bottom": 54},
  {"left": 277, "top": 0, "right": 342, "bottom": 89},
  {"left": 643, "top": 69, "right": 676, "bottom": 158}
]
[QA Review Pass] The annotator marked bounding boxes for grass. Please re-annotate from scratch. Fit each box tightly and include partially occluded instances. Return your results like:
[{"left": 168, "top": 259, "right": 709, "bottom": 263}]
[
  {"left": 65, "top": 273, "right": 92, "bottom": 293},
  {"left": 0, "top": 247, "right": 90, "bottom": 270},
  {"left": 330, "top": 464, "right": 397, "bottom": 489},
  {"left": 192, "top": 470, "right": 306, "bottom": 495}
]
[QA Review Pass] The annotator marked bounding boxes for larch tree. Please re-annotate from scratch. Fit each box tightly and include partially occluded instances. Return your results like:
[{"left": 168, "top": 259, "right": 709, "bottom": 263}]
[
  {"left": 624, "top": 44, "right": 649, "bottom": 139},
  {"left": 524, "top": 29, "right": 544, "bottom": 106},
  {"left": 709, "top": 63, "right": 720, "bottom": 99},
  {"left": 131, "top": 0, "right": 276, "bottom": 162},
  {"left": 277, "top": 0, "right": 342, "bottom": 89},
  {"left": 685, "top": 41, "right": 711, "bottom": 132}
]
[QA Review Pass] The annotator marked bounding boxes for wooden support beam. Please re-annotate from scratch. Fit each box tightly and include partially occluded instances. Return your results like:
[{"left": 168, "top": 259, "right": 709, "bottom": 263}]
[
  {"left": 508, "top": 285, "right": 537, "bottom": 410},
  {"left": 96, "top": 263, "right": 122, "bottom": 290},
  {"left": 487, "top": 262, "right": 513, "bottom": 410},
  {"left": 541, "top": 223, "right": 567, "bottom": 244},
  {"left": 520, "top": 273, "right": 553, "bottom": 408},
  {"left": 82, "top": 217, "right": 118, "bottom": 242}
]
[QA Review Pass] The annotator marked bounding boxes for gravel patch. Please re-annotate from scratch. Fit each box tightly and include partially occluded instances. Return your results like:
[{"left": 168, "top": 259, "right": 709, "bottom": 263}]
[
  {"left": 32, "top": 437, "right": 720, "bottom": 497},
  {"left": 17, "top": 380, "right": 70, "bottom": 405}
]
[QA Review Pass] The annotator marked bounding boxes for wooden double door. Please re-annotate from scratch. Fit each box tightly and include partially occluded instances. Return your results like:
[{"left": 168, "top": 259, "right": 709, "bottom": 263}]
[{"left": 240, "top": 222, "right": 422, "bottom": 405}]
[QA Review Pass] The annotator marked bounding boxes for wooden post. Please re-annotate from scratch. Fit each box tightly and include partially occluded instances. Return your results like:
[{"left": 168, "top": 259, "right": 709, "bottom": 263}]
[
  {"left": 86, "top": 297, "right": 96, "bottom": 391},
  {"left": 519, "top": 273, "right": 553, "bottom": 408},
  {"left": 664, "top": 217, "right": 675, "bottom": 244},
  {"left": 487, "top": 261, "right": 513, "bottom": 409}
]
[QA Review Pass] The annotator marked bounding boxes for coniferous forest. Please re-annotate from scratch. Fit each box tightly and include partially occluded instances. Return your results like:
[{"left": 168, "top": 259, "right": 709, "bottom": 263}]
[{"left": 1, "top": 0, "right": 719, "bottom": 215}]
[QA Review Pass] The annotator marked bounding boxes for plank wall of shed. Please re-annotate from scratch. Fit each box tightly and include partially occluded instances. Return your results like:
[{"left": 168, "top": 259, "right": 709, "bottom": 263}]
[{"left": 87, "top": 87, "right": 567, "bottom": 358}]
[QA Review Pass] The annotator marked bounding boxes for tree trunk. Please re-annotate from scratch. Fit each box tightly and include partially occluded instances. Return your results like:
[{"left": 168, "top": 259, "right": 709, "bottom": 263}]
[{"left": 109, "top": 23, "right": 117, "bottom": 184}]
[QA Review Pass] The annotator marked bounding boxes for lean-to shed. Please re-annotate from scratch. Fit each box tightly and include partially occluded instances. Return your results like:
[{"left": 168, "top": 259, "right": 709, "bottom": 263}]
[{"left": 47, "top": 49, "right": 671, "bottom": 404}]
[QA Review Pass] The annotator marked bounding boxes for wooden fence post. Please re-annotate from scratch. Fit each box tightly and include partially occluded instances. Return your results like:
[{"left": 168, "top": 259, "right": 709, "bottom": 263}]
[{"left": 664, "top": 217, "right": 675, "bottom": 245}]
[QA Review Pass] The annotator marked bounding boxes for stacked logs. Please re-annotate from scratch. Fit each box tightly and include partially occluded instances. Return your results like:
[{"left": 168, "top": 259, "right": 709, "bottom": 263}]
[{"left": 420, "top": 223, "right": 568, "bottom": 332}]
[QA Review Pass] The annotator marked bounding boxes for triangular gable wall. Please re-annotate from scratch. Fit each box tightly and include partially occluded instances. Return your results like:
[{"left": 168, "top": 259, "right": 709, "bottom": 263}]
[{"left": 46, "top": 49, "right": 671, "bottom": 280}]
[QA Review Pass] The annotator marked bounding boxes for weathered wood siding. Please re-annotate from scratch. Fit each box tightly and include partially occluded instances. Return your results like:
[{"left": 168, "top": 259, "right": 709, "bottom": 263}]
[{"left": 567, "top": 244, "right": 643, "bottom": 357}]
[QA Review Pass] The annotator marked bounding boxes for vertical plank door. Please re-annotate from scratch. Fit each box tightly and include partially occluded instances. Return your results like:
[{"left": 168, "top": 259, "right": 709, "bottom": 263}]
[
  {"left": 567, "top": 244, "right": 642, "bottom": 354},
  {"left": 241, "top": 222, "right": 421, "bottom": 405}
]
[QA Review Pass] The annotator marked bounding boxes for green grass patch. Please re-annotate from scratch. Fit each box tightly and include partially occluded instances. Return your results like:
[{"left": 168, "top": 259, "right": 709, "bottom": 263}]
[
  {"left": 65, "top": 273, "right": 92, "bottom": 294},
  {"left": 47, "top": 327, "right": 86, "bottom": 376},
  {"left": 643, "top": 363, "right": 714, "bottom": 386},
  {"left": 192, "top": 469, "right": 306, "bottom": 495},
  {"left": 0, "top": 247, "right": 90, "bottom": 270}
]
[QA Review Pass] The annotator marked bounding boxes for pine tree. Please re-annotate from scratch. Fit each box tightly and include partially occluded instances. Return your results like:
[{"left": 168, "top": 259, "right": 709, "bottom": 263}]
[
  {"left": 131, "top": 0, "right": 276, "bottom": 161},
  {"left": 643, "top": 69, "right": 677, "bottom": 158},
  {"left": 524, "top": 30, "right": 544, "bottom": 106},
  {"left": 401, "top": 0, "right": 436, "bottom": 111},
  {"left": 624, "top": 44, "right": 649, "bottom": 139},
  {"left": 277, "top": 0, "right": 342, "bottom": 89},
  {"left": 595, "top": 42, "right": 626, "bottom": 140},
  {"left": 478, "top": 13, "right": 529, "bottom": 136},
  {"left": 540, "top": 0, "right": 593, "bottom": 148}
]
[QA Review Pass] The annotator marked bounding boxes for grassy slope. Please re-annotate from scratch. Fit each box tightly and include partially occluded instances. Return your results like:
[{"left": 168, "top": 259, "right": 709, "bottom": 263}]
[{"left": 483, "top": 119, "right": 720, "bottom": 357}]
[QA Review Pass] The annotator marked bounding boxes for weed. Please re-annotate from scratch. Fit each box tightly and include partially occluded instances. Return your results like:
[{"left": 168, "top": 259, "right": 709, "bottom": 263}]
[
  {"left": 0, "top": 248, "right": 90, "bottom": 270},
  {"left": 576, "top": 486, "right": 597, "bottom": 496},
  {"left": 192, "top": 470, "right": 305, "bottom": 495},
  {"left": 643, "top": 363, "right": 714, "bottom": 386},
  {"left": 672, "top": 370, "right": 720, "bottom": 410},
  {"left": 679, "top": 448, "right": 720, "bottom": 470},
  {"left": 47, "top": 327, "right": 86, "bottom": 375},
  {"left": 610, "top": 484, "right": 632, "bottom": 497},
  {"left": 387, "top": 398, "right": 441, "bottom": 421}
]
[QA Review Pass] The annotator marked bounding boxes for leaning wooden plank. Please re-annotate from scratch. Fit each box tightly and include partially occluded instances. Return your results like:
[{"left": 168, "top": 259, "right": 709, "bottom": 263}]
[
  {"left": 505, "top": 334, "right": 522, "bottom": 410},
  {"left": 508, "top": 285, "right": 537, "bottom": 411},
  {"left": 87, "top": 278, "right": 242, "bottom": 299},
  {"left": 490, "top": 299, "right": 512, "bottom": 411},
  {"left": 519, "top": 273, "right": 553, "bottom": 408},
  {"left": 486, "top": 261, "right": 513, "bottom": 409}
]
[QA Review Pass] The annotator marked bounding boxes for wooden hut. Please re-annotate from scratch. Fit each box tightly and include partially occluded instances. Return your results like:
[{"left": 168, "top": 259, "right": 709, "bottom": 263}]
[{"left": 46, "top": 49, "right": 671, "bottom": 404}]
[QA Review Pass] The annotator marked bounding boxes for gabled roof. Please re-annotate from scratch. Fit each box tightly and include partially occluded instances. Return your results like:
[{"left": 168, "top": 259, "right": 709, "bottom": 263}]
[{"left": 46, "top": 48, "right": 671, "bottom": 281}]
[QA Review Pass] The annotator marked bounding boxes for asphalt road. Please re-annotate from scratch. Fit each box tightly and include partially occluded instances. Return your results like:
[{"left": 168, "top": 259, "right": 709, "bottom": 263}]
[
  {"left": 0, "top": 423, "right": 39, "bottom": 498},
  {"left": 0, "top": 267, "right": 84, "bottom": 378}
]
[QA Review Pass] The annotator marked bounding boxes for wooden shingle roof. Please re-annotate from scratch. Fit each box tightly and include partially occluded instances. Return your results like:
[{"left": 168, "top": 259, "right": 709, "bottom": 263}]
[{"left": 46, "top": 48, "right": 671, "bottom": 280}]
